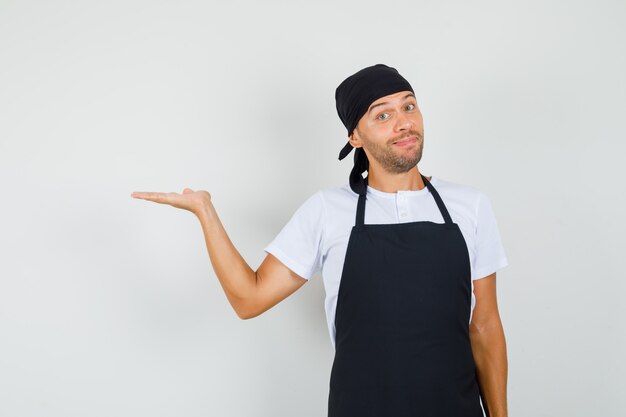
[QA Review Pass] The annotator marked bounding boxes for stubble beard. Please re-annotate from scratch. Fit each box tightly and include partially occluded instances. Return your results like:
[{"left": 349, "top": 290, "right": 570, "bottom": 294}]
[{"left": 362, "top": 131, "right": 424, "bottom": 174}]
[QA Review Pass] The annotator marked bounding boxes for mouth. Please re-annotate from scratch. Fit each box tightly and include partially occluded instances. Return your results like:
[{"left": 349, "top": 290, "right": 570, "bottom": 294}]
[{"left": 393, "top": 136, "right": 418, "bottom": 146}]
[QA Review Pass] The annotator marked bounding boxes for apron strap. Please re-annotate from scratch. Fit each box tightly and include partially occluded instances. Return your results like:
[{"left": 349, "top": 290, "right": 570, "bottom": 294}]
[
  {"left": 355, "top": 174, "right": 453, "bottom": 227},
  {"left": 355, "top": 182, "right": 367, "bottom": 228},
  {"left": 421, "top": 174, "right": 453, "bottom": 224}
]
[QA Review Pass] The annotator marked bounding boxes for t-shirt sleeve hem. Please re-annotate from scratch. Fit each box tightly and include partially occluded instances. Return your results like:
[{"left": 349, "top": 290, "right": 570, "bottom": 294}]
[
  {"left": 263, "top": 243, "right": 313, "bottom": 280},
  {"left": 472, "top": 257, "right": 509, "bottom": 280}
]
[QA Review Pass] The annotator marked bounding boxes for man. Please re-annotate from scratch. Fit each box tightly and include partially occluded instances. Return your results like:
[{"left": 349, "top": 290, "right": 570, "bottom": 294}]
[{"left": 131, "top": 63, "right": 509, "bottom": 417}]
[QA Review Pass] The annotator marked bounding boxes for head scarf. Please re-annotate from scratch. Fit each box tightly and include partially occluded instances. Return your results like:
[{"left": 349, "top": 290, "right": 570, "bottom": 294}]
[{"left": 335, "top": 63, "right": 414, "bottom": 195}]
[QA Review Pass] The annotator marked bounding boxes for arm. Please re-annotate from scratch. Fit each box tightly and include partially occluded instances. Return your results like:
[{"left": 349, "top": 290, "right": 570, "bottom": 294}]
[
  {"left": 197, "top": 199, "right": 308, "bottom": 319},
  {"left": 469, "top": 272, "right": 508, "bottom": 417},
  {"left": 131, "top": 188, "right": 308, "bottom": 320}
]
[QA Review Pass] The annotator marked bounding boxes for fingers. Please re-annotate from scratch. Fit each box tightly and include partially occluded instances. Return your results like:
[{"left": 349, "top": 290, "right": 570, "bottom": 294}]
[{"left": 131, "top": 191, "right": 174, "bottom": 203}]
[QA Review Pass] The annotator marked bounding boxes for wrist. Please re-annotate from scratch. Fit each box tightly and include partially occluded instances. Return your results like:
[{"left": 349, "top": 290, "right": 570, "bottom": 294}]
[{"left": 196, "top": 200, "right": 215, "bottom": 223}]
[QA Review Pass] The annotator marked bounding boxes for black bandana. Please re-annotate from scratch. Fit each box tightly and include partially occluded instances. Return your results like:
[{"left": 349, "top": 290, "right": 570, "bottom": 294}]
[{"left": 335, "top": 64, "right": 414, "bottom": 194}]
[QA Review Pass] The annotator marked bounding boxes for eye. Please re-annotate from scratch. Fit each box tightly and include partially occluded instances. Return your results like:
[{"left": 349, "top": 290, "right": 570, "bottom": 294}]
[
  {"left": 405, "top": 103, "right": 415, "bottom": 110},
  {"left": 377, "top": 113, "right": 389, "bottom": 120}
]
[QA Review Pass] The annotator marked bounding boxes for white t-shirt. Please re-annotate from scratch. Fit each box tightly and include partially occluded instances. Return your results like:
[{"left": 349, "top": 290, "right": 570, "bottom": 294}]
[{"left": 263, "top": 175, "right": 509, "bottom": 349}]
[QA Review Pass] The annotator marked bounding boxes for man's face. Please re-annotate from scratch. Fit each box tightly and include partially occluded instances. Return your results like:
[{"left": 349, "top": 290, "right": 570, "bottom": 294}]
[{"left": 350, "top": 90, "right": 424, "bottom": 174}]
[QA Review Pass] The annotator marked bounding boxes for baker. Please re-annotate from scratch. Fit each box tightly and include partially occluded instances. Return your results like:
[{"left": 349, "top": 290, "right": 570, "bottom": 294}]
[{"left": 131, "top": 63, "right": 510, "bottom": 416}]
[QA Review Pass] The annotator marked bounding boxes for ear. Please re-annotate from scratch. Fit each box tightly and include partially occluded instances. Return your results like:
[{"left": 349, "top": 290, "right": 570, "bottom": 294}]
[{"left": 349, "top": 128, "right": 363, "bottom": 149}]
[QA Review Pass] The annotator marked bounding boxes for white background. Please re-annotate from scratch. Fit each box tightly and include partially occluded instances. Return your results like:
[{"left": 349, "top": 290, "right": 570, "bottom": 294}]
[{"left": 1, "top": 0, "right": 624, "bottom": 416}]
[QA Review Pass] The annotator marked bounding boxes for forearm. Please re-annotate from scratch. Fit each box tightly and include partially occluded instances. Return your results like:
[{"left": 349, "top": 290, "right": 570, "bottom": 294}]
[
  {"left": 469, "top": 320, "right": 508, "bottom": 417},
  {"left": 195, "top": 199, "right": 256, "bottom": 318}
]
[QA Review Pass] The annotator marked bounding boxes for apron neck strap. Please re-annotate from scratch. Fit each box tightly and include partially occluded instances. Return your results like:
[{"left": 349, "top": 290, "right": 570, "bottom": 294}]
[
  {"left": 355, "top": 174, "right": 453, "bottom": 227},
  {"left": 421, "top": 174, "right": 453, "bottom": 224}
]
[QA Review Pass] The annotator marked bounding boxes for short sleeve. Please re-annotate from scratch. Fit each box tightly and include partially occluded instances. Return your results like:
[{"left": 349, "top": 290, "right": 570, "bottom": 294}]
[
  {"left": 472, "top": 192, "right": 509, "bottom": 280},
  {"left": 263, "top": 191, "right": 325, "bottom": 280}
]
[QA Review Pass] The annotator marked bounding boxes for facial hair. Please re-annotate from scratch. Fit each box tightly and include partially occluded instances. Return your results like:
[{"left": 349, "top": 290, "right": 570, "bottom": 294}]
[{"left": 360, "top": 130, "right": 424, "bottom": 174}]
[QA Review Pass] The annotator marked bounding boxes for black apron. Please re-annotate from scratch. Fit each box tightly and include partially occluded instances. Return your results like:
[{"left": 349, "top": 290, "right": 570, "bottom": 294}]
[{"left": 328, "top": 174, "right": 483, "bottom": 417}]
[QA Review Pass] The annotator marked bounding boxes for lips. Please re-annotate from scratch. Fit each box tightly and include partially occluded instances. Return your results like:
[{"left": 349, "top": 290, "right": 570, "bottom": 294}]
[{"left": 393, "top": 136, "right": 417, "bottom": 146}]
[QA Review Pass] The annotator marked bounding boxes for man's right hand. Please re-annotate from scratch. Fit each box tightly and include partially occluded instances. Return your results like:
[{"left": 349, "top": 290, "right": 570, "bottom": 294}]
[{"left": 130, "top": 187, "right": 211, "bottom": 216}]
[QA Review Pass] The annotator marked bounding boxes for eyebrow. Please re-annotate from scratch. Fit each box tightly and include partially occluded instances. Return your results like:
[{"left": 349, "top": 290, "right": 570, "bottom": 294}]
[{"left": 368, "top": 93, "right": 416, "bottom": 115}]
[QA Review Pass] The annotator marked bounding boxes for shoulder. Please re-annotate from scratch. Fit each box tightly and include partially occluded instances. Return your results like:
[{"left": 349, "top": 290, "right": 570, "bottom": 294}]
[
  {"left": 317, "top": 183, "right": 359, "bottom": 213},
  {"left": 431, "top": 176, "right": 484, "bottom": 207},
  {"left": 430, "top": 176, "right": 495, "bottom": 227},
  {"left": 287, "top": 184, "right": 356, "bottom": 223}
]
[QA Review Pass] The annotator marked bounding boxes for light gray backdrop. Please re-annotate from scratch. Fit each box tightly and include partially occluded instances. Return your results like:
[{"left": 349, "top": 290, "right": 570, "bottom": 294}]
[{"left": 1, "top": 0, "right": 624, "bottom": 416}]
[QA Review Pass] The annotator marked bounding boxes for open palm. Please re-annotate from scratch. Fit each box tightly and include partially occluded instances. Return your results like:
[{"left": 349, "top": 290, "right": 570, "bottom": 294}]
[{"left": 130, "top": 188, "right": 211, "bottom": 215}]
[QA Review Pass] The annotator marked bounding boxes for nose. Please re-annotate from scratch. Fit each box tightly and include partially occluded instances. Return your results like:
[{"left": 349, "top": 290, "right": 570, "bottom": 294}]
[{"left": 395, "top": 110, "right": 414, "bottom": 131}]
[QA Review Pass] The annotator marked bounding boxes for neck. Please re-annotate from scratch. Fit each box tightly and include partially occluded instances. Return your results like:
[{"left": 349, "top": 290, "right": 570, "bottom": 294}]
[{"left": 367, "top": 166, "right": 430, "bottom": 192}]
